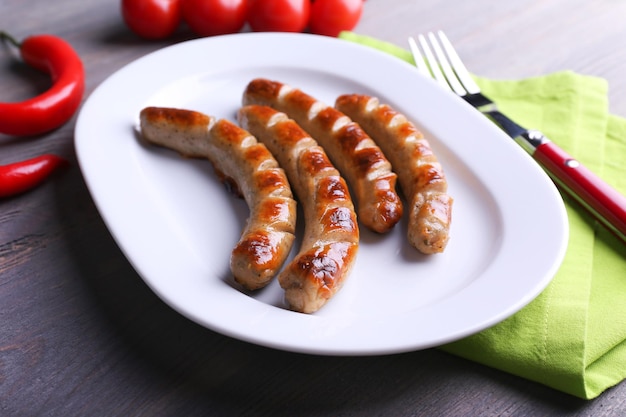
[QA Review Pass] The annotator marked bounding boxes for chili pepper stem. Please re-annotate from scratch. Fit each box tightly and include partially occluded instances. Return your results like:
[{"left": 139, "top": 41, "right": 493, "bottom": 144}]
[
  {"left": 0, "top": 32, "right": 85, "bottom": 136},
  {"left": 0, "top": 31, "right": 21, "bottom": 48}
]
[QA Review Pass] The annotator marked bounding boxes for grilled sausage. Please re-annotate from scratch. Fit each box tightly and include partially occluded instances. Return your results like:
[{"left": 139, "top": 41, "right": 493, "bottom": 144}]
[
  {"left": 335, "top": 95, "right": 452, "bottom": 254},
  {"left": 139, "top": 106, "right": 297, "bottom": 290},
  {"left": 242, "top": 78, "right": 403, "bottom": 234},
  {"left": 238, "top": 104, "right": 359, "bottom": 313}
]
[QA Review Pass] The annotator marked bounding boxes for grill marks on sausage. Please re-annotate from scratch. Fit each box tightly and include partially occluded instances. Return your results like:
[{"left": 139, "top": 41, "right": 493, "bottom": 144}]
[
  {"left": 243, "top": 78, "right": 403, "bottom": 234},
  {"left": 139, "top": 106, "right": 297, "bottom": 290},
  {"left": 138, "top": 80, "right": 454, "bottom": 314},
  {"left": 335, "top": 94, "right": 453, "bottom": 254},
  {"left": 299, "top": 146, "right": 335, "bottom": 176},
  {"left": 238, "top": 104, "right": 358, "bottom": 314},
  {"left": 233, "top": 231, "right": 283, "bottom": 268},
  {"left": 285, "top": 241, "right": 357, "bottom": 303}
]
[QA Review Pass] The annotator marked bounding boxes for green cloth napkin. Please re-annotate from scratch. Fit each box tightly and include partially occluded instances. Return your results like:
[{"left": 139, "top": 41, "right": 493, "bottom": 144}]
[{"left": 339, "top": 32, "right": 626, "bottom": 400}]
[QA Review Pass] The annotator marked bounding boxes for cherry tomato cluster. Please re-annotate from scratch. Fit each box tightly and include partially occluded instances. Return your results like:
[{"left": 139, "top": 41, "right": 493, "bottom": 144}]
[{"left": 121, "top": 0, "right": 364, "bottom": 40}]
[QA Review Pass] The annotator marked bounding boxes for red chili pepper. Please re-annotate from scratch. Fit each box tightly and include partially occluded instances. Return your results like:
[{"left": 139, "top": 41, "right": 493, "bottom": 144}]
[
  {"left": 0, "top": 154, "right": 68, "bottom": 197},
  {"left": 0, "top": 31, "right": 85, "bottom": 136}
]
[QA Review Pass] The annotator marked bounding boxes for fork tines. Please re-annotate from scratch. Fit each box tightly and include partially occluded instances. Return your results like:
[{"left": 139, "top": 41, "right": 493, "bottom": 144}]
[{"left": 408, "top": 31, "right": 480, "bottom": 97}]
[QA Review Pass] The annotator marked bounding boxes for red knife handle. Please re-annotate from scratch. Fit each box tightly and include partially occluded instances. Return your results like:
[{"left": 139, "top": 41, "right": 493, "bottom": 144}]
[{"left": 533, "top": 141, "right": 626, "bottom": 242}]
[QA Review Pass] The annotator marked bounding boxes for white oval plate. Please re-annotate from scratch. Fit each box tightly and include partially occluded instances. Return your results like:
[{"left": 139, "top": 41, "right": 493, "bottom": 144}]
[{"left": 75, "top": 33, "right": 568, "bottom": 356}]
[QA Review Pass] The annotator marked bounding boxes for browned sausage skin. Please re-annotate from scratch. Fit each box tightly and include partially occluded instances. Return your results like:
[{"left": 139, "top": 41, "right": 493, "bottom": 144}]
[
  {"left": 238, "top": 105, "right": 359, "bottom": 313},
  {"left": 335, "top": 95, "right": 452, "bottom": 254},
  {"left": 139, "top": 106, "right": 297, "bottom": 290},
  {"left": 242, "top": 78, "right": 403, "bottom": 234}
]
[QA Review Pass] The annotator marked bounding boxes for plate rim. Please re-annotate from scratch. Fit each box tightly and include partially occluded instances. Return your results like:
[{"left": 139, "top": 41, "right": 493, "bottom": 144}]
[{"left": 75, "top": 32, "right": 569, "bottom": 356}]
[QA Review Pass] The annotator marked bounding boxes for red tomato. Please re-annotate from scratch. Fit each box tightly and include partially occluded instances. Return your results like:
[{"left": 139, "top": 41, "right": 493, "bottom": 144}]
[
  {"left": 182, "top": 0, "right": 247, "bottom": 36},
  {"left": 247, "top": 0, "right": 310, "bottom": 33},
  {"left": 121, "top": 0, "right": 182, "bottom": 39},
  {"left": 309, "top": 0, "right": 363, "bottom": 37}
]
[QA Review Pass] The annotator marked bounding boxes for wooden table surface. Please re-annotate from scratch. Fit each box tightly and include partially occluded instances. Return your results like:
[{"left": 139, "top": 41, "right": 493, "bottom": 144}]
[{"left": 2, "top": 0, "right": 626, "bottom": 415}]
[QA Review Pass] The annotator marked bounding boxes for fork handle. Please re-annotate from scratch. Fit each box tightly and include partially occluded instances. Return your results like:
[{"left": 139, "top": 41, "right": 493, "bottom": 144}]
[{"left": 524, "top": 132, "right": 626, "bottom": 242}]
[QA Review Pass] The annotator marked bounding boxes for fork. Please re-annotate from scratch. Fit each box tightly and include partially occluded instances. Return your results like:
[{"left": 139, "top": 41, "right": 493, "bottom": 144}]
[{"left": 408, "top": 31, "right": 626, "bottom": 243}]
